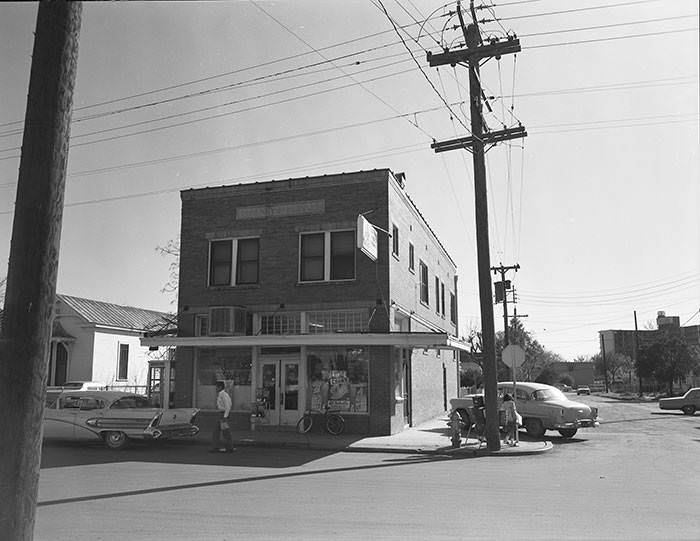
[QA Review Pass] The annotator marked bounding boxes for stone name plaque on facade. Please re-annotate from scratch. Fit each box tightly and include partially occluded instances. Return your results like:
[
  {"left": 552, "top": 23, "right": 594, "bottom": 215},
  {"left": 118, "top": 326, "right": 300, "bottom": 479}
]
[{"left": 236, "top": 200, "right": 325, "bottom": 220}]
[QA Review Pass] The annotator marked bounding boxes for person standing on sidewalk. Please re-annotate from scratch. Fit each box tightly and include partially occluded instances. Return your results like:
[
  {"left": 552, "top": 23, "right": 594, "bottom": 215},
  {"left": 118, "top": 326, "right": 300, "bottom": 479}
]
[
  {"left": 211, "top": 381, "right": 235, "bottom": 453},
  {"left": 500, "top": 393, "right": 518, "bottom": 446}
]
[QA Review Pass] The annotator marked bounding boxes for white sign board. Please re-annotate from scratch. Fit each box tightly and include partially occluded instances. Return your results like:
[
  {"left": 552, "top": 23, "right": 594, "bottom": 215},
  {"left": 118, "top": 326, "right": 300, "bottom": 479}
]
[
  {"left": 502, "top": 344, "right": 525, "bottom": 368},
  {"left": 357, "top": 214, "right": 378, "bottom": 261}
]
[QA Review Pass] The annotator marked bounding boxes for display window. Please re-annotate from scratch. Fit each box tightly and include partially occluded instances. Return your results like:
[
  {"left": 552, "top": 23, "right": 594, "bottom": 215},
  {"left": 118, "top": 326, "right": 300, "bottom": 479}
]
[
  {"left": 306, "top": 347, "right": 369, "bottom": 413},
  {"left": 196, "top": 347, "right": 252, "bottom": 410}
]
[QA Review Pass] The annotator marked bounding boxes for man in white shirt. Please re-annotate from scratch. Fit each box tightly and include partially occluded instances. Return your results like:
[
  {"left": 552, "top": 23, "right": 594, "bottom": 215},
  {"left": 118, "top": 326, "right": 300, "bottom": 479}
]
[{"left": 211, "top": 381, "right": 235, "bottom": 453}]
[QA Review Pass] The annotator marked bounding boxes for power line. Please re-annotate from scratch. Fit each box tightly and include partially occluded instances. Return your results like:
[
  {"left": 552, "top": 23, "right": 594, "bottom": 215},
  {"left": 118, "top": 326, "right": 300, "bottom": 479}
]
[
  {"left": 495, "top": 0, "right": 666, "bottom": 21},
  {"left": 524, "top": 27, "right": 699, "bottom": 51}
]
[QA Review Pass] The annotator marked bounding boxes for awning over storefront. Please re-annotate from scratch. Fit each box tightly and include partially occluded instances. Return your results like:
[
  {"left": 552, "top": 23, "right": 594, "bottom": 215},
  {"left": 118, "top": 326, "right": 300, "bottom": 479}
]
[{"left": 141, "top": 332, "right": 470, "bottom": 352}]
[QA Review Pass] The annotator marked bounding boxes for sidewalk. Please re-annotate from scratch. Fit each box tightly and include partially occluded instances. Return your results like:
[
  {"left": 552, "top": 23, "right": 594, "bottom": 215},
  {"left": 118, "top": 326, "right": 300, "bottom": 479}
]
[{"left": 196, "top": 415, "right": 553, "bottom": 457}]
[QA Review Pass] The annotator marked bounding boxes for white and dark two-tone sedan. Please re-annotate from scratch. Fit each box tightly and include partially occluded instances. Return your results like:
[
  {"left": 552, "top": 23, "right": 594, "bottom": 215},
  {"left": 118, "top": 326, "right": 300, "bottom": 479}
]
[{"left": 43, "top": 390, "right": 200, "bottom": 449}]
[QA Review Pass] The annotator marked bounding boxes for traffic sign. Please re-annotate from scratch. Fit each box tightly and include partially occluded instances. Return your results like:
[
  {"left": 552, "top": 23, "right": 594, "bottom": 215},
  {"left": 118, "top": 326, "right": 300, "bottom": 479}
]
[{"left": 502, "top": 344, "right": 525, "bottom": 367}]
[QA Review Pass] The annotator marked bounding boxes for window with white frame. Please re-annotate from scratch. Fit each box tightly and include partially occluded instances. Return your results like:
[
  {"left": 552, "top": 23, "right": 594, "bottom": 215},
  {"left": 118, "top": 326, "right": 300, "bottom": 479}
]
[
  {"left": 441, "top": 282, "right": 446, "bottom": 317},
  {"left": 408, "top": 243, "right": 415, "bottom": 272},
  {"left": 208, "top": 238, "right": 260, "bottom": 287},
  {"left": 450, "top": 292, "right": 457, "bottom": 324},
  {"left": 259, "top": 312, "right": 301, "bottom": 335},
  {"left": 117, "top": 344, "right": 129, "bottom": 381},
  {"left": 419, "top": 260, "right": 429, "bottom": 305},
  {"left": 307, "top": 309, "right": 367, "bottom": 333},
  {"left": 435, "top": 276, "right": 440, "bottom": 314},
  {"left": 392, "top": 224, "right": 399, "bottom": 257},
  {"left": 300, "top": 230, "right": 355, "bottom": 282}
]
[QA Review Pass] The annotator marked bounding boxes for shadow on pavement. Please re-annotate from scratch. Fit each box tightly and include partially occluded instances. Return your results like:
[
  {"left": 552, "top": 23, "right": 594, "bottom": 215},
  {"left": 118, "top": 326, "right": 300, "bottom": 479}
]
[
  {"left": 38, "top": 451, "right": 454, "bottom": 508},
  {"left": 41, "top": 440, "right": 340, "bottom": 470}
]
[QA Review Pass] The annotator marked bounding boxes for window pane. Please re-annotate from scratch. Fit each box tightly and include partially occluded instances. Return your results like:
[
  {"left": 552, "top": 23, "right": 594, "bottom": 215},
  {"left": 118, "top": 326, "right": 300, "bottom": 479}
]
[
  {"left": 209, "top": 240, "right": 232, "bottom": 286},
  {"left": 330, "top": 230, "right": 355, "bottom": 280},
  {"left": 236, "top": 238, "right": 259, "bottom": 284},
  {"left": 392, "top": 225, "right": 399, "bottom": 256},
  {"left": 307, "top": 347, "right": 369, "bottom": 413},
  {"left": 409, "top": 243, "right": 414, "bottom": 271},
  {"left": 420, "top": 261, "right": 429, "bottom": 304},
  {"left": 118, "top": 344, "right": 129, "bottom": 380},
  {"left": 301, "top": 234, "right": 324, "bottom": 281}
]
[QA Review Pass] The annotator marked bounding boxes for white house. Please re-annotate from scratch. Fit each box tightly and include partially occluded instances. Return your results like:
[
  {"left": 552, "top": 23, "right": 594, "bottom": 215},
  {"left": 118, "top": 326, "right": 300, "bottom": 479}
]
[{"left": 49, "top": 295, "right": 173, "bottom": 397}]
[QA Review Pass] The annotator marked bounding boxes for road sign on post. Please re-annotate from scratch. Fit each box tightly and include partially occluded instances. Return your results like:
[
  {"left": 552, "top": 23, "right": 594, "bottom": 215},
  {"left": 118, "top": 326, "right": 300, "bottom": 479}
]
[{"left": 502, "top": 344, "right": 525, "bottom": 445}]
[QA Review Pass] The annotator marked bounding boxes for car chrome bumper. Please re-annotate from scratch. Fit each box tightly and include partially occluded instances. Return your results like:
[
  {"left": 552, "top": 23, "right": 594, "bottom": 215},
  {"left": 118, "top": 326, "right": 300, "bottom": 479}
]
[
  {"left": 554, "top": 419, "right": 599, "bottom": 429},
  {"left": 147, "top": 424, "right": 200, "bottom": 439}
]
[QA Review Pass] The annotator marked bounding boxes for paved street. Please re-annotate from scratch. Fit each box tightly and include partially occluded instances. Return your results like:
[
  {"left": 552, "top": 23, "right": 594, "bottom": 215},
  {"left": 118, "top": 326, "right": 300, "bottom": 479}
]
[{"left": 36, "top": 395, "right": 700, "bottom": 541}]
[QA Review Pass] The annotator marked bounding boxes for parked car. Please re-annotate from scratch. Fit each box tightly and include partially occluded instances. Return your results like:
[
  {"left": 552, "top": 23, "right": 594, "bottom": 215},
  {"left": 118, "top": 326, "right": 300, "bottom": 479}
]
[
  {"left": 557, "top": 384, "right": 572, "bottom": 392},
  {"left": 47, "top": 380, "right": 106, "bottom": 391},
  {"left": 576, "top": 386, "right": 591, "bottom": 395},
  {"left": 43, "top": 390, "right": 200, "bottom": 449},
  {"left": 498, "top": 382, "right": 598, "bottom": 438},
  {"left": 658, "top": 387, "right": 700, "bottom": 415}
]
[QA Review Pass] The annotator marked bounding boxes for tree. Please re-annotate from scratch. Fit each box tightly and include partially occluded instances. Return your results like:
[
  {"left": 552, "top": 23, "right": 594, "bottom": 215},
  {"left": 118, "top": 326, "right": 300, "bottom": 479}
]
[
  {"left": 156, "top": 238, "right": 180, "bottom": 305},
  {"left": 592, "top": 352, "right": 634, "bottom": 386},
  {"left": 495, "top": 317, "right": 563, "bottom": 382},
  {"left": 637, "top": 335, "right": 699, "bottom": 395}
]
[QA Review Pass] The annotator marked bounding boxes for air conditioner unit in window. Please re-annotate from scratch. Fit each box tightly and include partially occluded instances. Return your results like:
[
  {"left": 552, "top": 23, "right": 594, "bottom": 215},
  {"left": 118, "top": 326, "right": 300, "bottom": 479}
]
[{"left": 209, "top": 306, "right": 246, "bottom": 336}]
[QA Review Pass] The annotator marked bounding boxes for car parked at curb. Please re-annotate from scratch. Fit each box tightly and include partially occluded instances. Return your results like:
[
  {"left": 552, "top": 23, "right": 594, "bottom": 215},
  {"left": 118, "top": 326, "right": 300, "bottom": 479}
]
[
  {"left": 658, "top": 387, "right": 700, "bottom": 415},
  {"left": 449, "top": 382, "right": 599, "bottom": 438},
  {"left": 576, "top": 386, "right": 591, "bottom": 395},
  {"left": 43, "top": 390, "right": 200, "bottom": 449}
]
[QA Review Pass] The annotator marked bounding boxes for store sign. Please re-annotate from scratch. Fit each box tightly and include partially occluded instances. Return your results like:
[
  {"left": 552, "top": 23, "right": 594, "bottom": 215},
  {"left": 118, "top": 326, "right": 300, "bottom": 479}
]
[{"left": 357, "top": 214, "right": 378, "bottom": 261}]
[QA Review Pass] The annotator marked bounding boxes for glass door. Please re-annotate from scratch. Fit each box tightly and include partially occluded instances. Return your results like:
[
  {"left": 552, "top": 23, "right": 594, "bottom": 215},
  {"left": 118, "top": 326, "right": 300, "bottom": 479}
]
[
  {"left": 280, "top": 360, "right": 300, "bottom": 426},
  {"left": 257, "top": 358, "right": 301, "bottom": 427}
]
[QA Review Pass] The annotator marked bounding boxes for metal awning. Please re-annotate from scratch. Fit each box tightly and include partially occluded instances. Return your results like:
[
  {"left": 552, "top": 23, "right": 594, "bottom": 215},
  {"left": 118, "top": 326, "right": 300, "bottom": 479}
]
[{"left": 141, "top": 332, "right": 470, "bottom": 352}]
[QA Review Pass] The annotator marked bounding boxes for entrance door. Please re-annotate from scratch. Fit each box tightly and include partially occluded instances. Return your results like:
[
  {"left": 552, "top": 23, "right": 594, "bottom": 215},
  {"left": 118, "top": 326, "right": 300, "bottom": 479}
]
[
  {"left": 401, "top": 349, "right": 412, "bottom": 427},
  {"left": 258, "top": 358, "right": 301, "bottom": 428}
]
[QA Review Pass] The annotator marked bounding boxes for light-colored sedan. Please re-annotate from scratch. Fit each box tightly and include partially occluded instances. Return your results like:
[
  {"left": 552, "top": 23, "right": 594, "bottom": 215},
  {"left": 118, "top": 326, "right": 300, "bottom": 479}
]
[
  {"left": 659, "top": 387, "right": 700, "bottom": 415},
  {"left": 43, "top": 390, "right": 199, "bottom": 449},
  {"left": 497, "top": 381, "right": 599, "bottom": 438}
]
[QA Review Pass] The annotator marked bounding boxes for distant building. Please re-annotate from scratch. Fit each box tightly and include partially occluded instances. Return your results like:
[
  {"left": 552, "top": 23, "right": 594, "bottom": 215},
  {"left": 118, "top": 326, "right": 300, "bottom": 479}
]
[
  {"left": 549, "top": 361, "right": 595, "bottom": 387},
  {"left": 143, "top": 169, "right": 468, "bottom": 435},
  {"left": 599, "top": 311, "right": 700, "bottom": 389},
  {"left": 49, "top": 295, "right": 173, "bottom": 401},
  {"left": 599, "top": 311, "right": 700, "bottom": 359}
]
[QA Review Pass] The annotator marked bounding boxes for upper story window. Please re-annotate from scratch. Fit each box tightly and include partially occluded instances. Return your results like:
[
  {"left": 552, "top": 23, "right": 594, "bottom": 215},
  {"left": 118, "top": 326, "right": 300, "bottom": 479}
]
[
  {"left": 392, "top": 224, "right": 399, "bottom": 258},
  {"left": 300, "top": 230, "right": 355, "bottom": 282},
  {"left": 441, "top": 282, "right": 446, "bottom": 317},
  {"left": 208, "top": 238, "right": 260, "bottom": 287},
  {"left": 408, "top": 243, "right": 415, "bottom": 272},
  {"left": 419, "top": 260, "right": 429, "bottom": 305},
  {"left": 435, "top": 277, "right": 440, "bottom": 314},
  {"left": 195, "top": 314, "right": 209, "bottom": 337},
  {"left": 450, "top": 292, "right": 457, "bottom": 325}
]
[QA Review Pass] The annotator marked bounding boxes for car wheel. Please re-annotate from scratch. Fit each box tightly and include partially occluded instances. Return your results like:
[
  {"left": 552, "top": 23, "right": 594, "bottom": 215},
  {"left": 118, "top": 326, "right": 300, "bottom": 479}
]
[
  {"left": 558, "top": 428, "right": 577, "bottom": 438},
  {"left": 524, "top": 418, "right": 545, "bottom": 438},
  {"left": 681, "top": 405, "right": 696, "bottom": 416},
  {"left": 104, "top": 431, "right": 129, "bottom": 450}
]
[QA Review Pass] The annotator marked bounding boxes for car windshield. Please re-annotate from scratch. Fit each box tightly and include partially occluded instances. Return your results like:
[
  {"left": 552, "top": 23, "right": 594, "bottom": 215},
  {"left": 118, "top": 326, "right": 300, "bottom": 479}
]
[{"left": 532, "top": 388, "right": 567, "bottom": 401}]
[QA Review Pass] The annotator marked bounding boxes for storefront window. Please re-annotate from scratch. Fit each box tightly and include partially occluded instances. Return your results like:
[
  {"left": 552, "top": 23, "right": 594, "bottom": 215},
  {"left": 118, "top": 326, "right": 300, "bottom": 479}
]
[
  {"left": 196, "top": 348, "right": 252, "bottom": 410},
  {"left": 307, "top": 347, "right": 369, "bottom": 413}
]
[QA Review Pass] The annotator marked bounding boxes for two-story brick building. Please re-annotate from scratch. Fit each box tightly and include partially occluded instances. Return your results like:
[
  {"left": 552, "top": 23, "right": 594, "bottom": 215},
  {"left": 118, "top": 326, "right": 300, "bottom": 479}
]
[{"left": 143, "top": 169, "right": 468, "bottom": 435}]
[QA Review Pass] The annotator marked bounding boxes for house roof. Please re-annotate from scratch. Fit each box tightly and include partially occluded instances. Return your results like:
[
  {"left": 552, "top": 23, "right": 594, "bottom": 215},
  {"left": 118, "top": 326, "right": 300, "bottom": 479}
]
[{"left": 58, "top": 294, "right": 171, "bottom": 332}]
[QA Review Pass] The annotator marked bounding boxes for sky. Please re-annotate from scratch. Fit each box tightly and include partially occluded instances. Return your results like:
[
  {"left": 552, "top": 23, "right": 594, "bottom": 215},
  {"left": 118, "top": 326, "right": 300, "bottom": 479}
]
[{"left": 1, "top": 0, "right": 698, "bottom": 361}]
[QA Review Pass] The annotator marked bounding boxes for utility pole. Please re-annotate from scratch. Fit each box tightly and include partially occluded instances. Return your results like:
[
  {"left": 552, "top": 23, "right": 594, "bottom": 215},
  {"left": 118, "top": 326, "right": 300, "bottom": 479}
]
[
  {"left": 600, "top": 334, "right": 609, "bottom": 393},
  {"left": 634, "top": 310, "right": 641, "bottom": 396},
  {"left": 492, "top": 263, "right": 520, "bottom": 346},
  {"left": 427, "top": 1, "right": 526, "bottom": 451},
  {"left": 0, "top": 3, "right": 82, "bottom": 538}
]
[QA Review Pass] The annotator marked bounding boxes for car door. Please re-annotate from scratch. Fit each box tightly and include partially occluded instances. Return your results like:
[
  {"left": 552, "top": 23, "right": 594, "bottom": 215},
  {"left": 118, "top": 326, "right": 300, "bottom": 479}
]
[
  {"left": 44, "top": 394, "right": 82, "bottom": 440},
  {"left": 73, "top": 396, "right": 107, "bottom": 440}
]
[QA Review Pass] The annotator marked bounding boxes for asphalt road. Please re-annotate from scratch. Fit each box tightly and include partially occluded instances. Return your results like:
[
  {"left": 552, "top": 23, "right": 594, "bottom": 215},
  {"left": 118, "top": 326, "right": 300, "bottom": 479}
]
[{"left": 35, "top": 394, "right": 700, "bottom": 540}]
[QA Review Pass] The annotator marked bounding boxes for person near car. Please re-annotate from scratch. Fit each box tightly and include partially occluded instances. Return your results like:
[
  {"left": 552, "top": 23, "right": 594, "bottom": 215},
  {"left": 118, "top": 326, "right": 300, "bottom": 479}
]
[
  {"left": 211, "top": 381, "right": 235, "bottom": 453},
  {"left": 499, "top": 393, "right": 518, "bottom": 446}
]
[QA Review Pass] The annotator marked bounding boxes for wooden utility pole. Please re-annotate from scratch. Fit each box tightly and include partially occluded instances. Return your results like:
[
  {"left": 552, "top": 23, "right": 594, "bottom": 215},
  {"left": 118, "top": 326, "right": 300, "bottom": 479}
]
[
  {"left": 0, "top": 2, "right": 82, "bottom": 538},
  {"left": 492, "top": 263, "right": 519, "bottom": 346},
  {"left": 634, "top": 310, "right": 641, "bottom": 396},
  {"left": 427, "top": 2, "right": 525, "bottom": 451}
]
